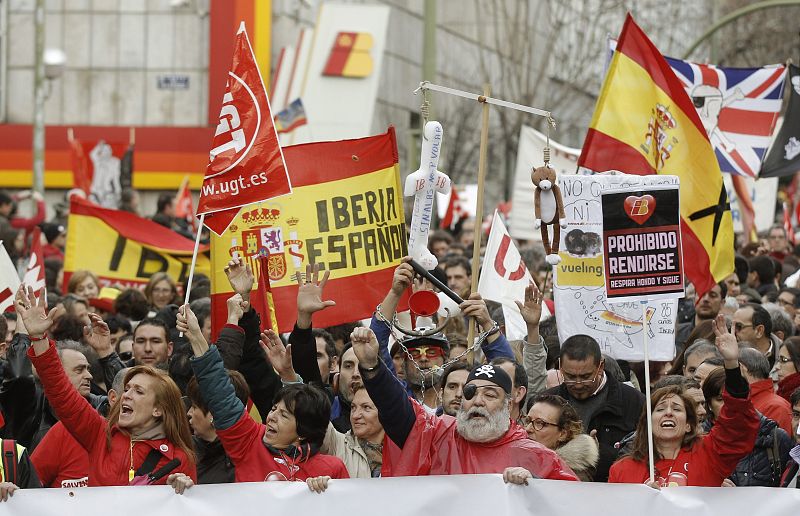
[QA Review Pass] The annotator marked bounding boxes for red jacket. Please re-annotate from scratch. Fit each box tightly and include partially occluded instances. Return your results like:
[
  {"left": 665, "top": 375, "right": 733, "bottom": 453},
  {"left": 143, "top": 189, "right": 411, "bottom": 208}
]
[
  {"left": 31, "top": 421, "right": 89, "bottom": 488},
  {"left": 750, "top": 378, "right": 793, "bottom": 437},
  {"left": 608, "top": 389, "right": 758, "bottom": 487},
  {"left": 217, "top": 410, "right": 349, "bottom": 482},
  {"left": 28, "top": 342, "right": 197, "bottom": 486},
  {"left": 382, "top": 401, "right": 578, "bottom": 480}
]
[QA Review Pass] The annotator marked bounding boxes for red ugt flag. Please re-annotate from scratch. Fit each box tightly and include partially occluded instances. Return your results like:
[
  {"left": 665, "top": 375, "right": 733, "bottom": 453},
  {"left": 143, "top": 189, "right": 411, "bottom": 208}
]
[{"left": 197, "top": 22, "right": 292, "bottom": 236}]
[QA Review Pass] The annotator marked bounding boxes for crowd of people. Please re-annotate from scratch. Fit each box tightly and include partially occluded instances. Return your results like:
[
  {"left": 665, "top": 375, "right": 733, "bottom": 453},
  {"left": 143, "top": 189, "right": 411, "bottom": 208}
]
[{"left": 3, "top": 189, "right": 800, "bottom": 501}]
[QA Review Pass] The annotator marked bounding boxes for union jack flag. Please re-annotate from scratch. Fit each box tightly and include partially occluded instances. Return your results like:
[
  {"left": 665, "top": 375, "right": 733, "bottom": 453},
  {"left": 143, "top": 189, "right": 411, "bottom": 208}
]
[{"left": 666, "top": 57, "right": 786, "bottom": 177}]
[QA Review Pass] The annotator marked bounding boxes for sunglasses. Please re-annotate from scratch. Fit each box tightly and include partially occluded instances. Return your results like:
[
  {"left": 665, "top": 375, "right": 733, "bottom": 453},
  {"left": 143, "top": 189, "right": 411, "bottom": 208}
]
[
  {"left": 407, "top": 345, "right": 445, "bottom": 360},
  {"left": 119, "top": 351, "right": 132, "bottom": 361}
]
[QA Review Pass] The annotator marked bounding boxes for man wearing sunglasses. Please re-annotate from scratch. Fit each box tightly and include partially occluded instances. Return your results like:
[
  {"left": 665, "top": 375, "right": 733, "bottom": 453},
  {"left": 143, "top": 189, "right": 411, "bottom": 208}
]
[
  {"left": 544, "top": 334, "right": 643, "bottom": 482},
  {"left": 351, "top": 326, "right": 577, "bottom": 483},
  {"left": 733, "top": 303, "right": 778, "bottom": 369}
]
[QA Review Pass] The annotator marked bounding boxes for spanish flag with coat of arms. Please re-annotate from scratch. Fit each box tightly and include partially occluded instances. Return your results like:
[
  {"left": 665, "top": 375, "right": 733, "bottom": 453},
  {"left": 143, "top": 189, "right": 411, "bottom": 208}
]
[{"left": 578, "top": 14, "right": 734, "bottom": 299}]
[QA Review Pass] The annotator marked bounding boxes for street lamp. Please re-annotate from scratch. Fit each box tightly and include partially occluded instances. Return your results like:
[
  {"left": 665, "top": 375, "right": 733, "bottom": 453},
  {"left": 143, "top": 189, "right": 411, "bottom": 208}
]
[{"left": 31, "top": 0, "right": 66, "bottom": 196}]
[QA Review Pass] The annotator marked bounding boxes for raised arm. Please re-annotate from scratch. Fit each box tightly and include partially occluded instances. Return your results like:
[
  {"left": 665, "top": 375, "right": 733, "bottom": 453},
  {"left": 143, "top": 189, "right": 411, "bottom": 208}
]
[
  {"left": 179, "top": 303, "right": 246, "bottom": 431},
  {"left": 290, "top": 263, "right": 336, "bottom": 385},
  {"left": 352, "top": 327, "right": 416, "bottom": 448},
  {"left": 370, "top": 260, "right": 414, "bottom": 377},
  {"left": 16, "top": 286, "right": 105, "bottom": 452},
  {"left": 517, "top": 281, "right": 548, "bottom": 395},
  {"left": 705, "top": 314, "right": 759, "bottom": 476}
]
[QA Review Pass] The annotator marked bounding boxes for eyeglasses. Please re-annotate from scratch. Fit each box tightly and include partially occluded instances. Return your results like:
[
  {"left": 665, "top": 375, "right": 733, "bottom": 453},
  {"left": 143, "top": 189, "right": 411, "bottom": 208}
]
[
  {"left": 522, "top": 417, "right": 560, "bottom": 431},
  {"left": 558, "top": 359, "right": 603, "bottom": 385},
  {"left": 779, "top": 355, "right": 794, "bottom": 364},
  {"left": 119, "top": 351, "right": 132, "bottom": 361},
  {"left": 733, "top": 322, "right": 753, "bottom": 332},
  {"left": 407, "top": 346, "right": 445, "bottom": 360}
]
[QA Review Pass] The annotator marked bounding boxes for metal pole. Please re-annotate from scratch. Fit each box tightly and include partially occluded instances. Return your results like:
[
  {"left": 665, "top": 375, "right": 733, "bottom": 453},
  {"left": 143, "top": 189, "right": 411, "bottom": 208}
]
[{"left": 32, "top": 0, "right": 46, "bottom": 195}]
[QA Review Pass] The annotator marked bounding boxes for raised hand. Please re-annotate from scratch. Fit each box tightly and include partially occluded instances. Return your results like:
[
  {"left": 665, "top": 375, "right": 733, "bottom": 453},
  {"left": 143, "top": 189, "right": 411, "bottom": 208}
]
[
  {"left": 15, "top": 285, "right": 63, "bottom": 339},
  {"left": 516, "top": 281, "right": 544, "bottom": 344},
  {"left": 712, "top": 313, "right": 739, "bottom": 368},
  {"left": 350, "top": 327, "right": 379, "bottom": 370},
  {"left": 225, "top": 255, "right": 254, "bottom": 301},
  {"left": 226, "top": 293, "right": 247, "bottom": 324},
  {"left": 259, "top": 330, "right": 296, "bottom": 381},
  {"left": 295, "top": 263, "right": 335, "bottom": 329},
  {"left": 515, "top": 281, "right": 544, "bottom": 326},
  {"left": 177, "top": 304, "right": 208, "bottom": 357},
  {"left": 83, "top": 312, "right": 113, "bottom": 358}
]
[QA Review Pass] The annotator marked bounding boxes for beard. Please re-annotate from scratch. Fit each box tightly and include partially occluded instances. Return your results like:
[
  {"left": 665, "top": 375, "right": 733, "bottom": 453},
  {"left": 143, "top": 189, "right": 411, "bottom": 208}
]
[{"left": 455, "top": 403, "right": 511, "bottom": 443}]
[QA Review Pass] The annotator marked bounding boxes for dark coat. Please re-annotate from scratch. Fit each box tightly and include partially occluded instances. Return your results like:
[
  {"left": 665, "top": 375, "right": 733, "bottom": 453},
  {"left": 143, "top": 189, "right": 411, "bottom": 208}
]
[
  {"left": 194, "top": 436, "right": 235, "bottom": 484},
  {"left": 721, "top": 415, "right": 792, "bottom": 487},
  {"left": 545, "top": 373, "right": 644, "bottom": 482}
]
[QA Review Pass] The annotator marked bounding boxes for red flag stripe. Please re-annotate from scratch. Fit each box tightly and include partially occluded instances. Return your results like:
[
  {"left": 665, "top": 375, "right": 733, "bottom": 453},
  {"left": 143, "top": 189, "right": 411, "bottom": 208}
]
[
  {"left": 699, "top": 64, "right": 720, "bottom": 88},
  {"left": 579, "top": 129, "right": 656, "bottom": 174},
  {"left": 614, "top": 21, "right": 710, "bottom": 143},
  {"left": 69, "top": 197, "right": 204, "bottom": 253},
  {"left": 747, "top": 67, "right": 786, "bottom": 98},
  {"left": 718, "top": 109, "right": 782, "bottom": 136}
]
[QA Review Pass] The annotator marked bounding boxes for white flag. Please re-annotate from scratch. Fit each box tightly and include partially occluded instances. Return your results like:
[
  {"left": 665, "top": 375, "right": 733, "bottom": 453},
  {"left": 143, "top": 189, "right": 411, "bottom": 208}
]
[
  {"left": 0, "top": 242, "right": 21, "bottom": 313},
  {"left": 478, "top": 211, "right": 549, "bottom": 342}
]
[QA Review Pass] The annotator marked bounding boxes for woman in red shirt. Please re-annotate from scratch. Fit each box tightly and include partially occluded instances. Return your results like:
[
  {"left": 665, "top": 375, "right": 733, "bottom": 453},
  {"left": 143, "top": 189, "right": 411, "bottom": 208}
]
[
  {"left": 16, "top": 286, "right": 197, "bottom": 489},
  {"left": 609, "top": 314, "right": 759, "bottom": 487}
]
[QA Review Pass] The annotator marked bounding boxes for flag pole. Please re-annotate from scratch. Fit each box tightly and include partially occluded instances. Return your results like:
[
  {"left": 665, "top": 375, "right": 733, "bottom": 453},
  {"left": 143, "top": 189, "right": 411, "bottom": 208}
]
[
  {"left": 466, "top": 85, "right": 491, "bottom": 364},
  {"left": 642, "top": 300, "right": 655, "bottom": 483},
  {"left": 182, "top": 213, "right": 205, "bottom": 308}
]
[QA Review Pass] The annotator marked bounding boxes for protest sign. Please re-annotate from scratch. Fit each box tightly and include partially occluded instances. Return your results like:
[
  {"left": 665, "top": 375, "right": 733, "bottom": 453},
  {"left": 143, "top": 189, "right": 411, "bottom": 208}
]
[
  {"left": 9, "top": 474, "right": 800, "bottom": 516},
  {"left": 601, "top": 184, "right": 684, "bottom": 302},
  {"left": 554, "top": 174, "right": 677, "bottom": 361},
  {"left": 65, "top": 197, "right": 210, "bottom": 288},
  {"left": 210, "top": 129, "right": 406, "bottom": 337}
]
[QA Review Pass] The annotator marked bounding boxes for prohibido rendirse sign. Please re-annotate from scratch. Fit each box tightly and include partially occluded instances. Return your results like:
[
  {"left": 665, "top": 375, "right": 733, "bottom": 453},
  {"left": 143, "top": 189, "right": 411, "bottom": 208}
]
[{"left": 601, "top": 185, "right": 684, "bottom": 302}]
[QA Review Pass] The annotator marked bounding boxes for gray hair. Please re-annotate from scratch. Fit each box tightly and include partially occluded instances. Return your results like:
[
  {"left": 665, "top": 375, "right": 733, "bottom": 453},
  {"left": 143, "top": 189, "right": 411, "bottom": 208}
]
[
  {"left": 111, "top": 367, "right": 131, "bottom": 394},
  {"left": 683, "top": 340, "right": 721, "bottom": 363},
  {"left": 763, "top": 303, "right": 794, "bottom": 339},
  {"left": 738, "top": 347, "right": 771, "bottom": 380}
]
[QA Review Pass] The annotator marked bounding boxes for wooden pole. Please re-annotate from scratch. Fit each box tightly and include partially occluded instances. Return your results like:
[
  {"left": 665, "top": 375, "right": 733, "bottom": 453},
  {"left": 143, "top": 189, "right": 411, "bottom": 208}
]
[{"left": 467, "top": 85, "right": 491, "bottom": 365}]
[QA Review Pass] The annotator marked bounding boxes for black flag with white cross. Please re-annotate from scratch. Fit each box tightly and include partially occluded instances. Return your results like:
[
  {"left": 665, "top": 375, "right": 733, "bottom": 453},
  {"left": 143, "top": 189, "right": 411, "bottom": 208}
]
[{"left": 762, "top": 64, "right": 800, "bottom": 178}]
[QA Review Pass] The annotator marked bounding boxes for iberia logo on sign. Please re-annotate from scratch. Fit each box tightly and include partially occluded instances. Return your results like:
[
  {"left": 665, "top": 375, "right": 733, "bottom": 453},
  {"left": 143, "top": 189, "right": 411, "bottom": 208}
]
[{"left": 323, "top": 32, "right": 374, "bottom": 78}]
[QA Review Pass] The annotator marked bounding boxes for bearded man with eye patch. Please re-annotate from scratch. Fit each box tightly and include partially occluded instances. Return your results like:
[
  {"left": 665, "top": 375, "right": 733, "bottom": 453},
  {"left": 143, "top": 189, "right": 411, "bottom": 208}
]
[{"left": 350, "top": 327, "right": 578, "bottom": 484}]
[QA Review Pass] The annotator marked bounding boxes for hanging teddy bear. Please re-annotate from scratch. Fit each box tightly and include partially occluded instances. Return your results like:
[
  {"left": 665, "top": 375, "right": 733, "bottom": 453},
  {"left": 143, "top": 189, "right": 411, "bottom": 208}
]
[{"left": 532, "top": 164, "right": 567, "bottom": 265}]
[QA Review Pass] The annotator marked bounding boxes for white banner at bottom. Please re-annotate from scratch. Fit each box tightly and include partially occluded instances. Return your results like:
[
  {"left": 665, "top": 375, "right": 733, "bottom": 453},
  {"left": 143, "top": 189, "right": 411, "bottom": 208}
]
[{"left": 3, "top": 475, "right": 800, "bottom": 515}]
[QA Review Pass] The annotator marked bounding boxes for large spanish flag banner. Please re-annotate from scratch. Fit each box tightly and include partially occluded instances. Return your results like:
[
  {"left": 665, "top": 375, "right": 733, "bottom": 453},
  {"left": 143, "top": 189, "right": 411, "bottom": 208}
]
[
  {"left": 64, "top": 197, "right": 210, "bottom": 288},
  {"left": 578, "top": 14, "right": 734, "bottom": 299},
  {"left": 210, "top": 128, "right": 407, "bottom": 337}
]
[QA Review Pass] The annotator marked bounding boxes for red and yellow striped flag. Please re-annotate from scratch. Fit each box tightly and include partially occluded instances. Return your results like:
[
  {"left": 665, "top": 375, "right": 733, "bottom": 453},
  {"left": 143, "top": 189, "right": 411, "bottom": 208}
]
[{"left": 578, "top": 14, "right": 734, "bottom": 299}]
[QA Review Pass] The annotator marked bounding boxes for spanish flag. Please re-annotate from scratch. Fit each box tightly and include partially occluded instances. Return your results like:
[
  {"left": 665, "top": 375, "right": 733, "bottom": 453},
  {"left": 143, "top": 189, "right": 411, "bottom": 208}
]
[{"left": 578, "top": 14, "right": 734, "bottom": 299}]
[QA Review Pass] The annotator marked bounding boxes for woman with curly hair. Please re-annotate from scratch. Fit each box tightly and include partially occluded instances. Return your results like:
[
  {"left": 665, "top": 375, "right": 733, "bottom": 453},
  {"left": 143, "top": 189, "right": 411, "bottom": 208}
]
[{"left": 524, "top": 393, "right": 599, "bottom": 481}]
